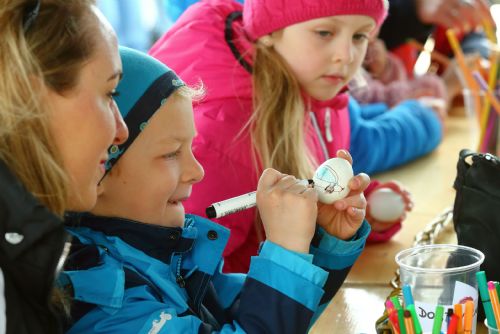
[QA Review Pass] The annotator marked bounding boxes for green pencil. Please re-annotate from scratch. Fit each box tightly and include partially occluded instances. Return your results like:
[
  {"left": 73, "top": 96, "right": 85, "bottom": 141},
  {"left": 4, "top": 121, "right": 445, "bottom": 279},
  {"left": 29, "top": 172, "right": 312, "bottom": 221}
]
[
  {"left": 432, "top": 306, "right": 444, "bottom": 334},
  {"left": 398, "top": 308, "right": 407, "bottom": 334},
  {"left": 477, "top": 271, "right": 497, "bottom": 328}
]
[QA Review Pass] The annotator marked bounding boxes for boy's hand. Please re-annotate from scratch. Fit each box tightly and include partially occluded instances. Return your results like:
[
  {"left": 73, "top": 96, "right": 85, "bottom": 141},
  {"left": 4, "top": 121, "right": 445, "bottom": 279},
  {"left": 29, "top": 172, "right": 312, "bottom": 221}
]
[
  {"left": 316, "top": 150, "right": 370, "bottom": 240},
  {"left": 257, "top": 168, "right": 318, "bottom": 253}
]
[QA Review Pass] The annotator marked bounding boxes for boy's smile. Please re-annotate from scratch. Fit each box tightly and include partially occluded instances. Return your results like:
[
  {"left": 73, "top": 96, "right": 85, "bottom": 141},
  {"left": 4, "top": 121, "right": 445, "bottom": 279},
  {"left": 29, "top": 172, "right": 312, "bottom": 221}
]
[{"left": 92, "top": 90, "right": 204, "bottom": 228}]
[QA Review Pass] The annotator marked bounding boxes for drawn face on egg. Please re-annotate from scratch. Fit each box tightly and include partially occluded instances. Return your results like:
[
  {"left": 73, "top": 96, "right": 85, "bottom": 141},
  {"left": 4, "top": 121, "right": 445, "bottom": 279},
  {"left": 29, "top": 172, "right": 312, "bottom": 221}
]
[{"left": 313, "top": 157, "right": 353, "bottom": 204}]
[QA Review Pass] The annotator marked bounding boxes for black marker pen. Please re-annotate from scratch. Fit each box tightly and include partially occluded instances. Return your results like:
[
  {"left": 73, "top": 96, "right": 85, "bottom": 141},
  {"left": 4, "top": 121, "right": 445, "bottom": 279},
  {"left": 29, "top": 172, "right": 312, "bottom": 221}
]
[{"left": 206, "top": 179, "right": 314, "bottom": 219}]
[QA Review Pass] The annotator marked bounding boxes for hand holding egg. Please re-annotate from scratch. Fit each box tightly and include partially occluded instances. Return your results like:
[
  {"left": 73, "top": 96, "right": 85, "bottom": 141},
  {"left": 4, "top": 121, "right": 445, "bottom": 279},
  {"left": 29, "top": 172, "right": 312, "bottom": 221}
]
[{"left": 315, "top": 150, "right": 370, "bottom": 241}]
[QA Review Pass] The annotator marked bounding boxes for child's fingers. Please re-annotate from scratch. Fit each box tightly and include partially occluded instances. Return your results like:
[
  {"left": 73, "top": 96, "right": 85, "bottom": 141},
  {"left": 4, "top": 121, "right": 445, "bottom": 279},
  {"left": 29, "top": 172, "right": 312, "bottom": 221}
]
[
  {"left": 347, "top": 206, "right": 366, "bottom": 220},
  {"left": 334, "top": 193, "right": 367, "bottom": 212},
  {"left": 336, "top": 150, "right": 353, "bottom": 165},
  {"left": 276, "top": 175, "right": 299, "bottom": 190},
  {"left": 258, "top": 168, "right": 285, "bottom": 190},
  {"left": 303, "top": 187, "right": 319, "bottom": 201},
  {"left": 287, "top": 182, "right": 310, "bottom": 194},
  {"left": 348, "top": 173, "right": 371, "bottom": 193}
]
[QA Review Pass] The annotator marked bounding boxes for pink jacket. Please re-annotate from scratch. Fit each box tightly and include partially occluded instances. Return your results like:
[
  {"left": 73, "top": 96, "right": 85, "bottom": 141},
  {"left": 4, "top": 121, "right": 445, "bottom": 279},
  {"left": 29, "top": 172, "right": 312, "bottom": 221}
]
[{"left": 150, "top": 0, "right": 398, "bottom": 273}]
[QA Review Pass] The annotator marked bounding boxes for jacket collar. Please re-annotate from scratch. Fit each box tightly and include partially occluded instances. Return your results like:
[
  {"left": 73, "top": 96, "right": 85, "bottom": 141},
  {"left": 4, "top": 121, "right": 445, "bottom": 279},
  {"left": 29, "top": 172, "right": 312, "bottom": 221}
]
[
  {"left": 0, "top": 159, "right": 67, "bottom": 260},
  {"left": 306, "top": 91, "right": 350, "bottom": 113},
  {"left": 66, "top": 213, "right": 191, "bottom": 264}
]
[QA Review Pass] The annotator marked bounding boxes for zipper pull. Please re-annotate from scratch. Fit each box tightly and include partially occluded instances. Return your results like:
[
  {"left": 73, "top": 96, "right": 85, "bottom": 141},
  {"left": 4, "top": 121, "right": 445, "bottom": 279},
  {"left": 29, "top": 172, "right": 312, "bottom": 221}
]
[
  {"left": 176, "top": 275, "right": 186, "bottom": 288},
  {"left": 324, "top": 108, "right": 334, "bottom": 143}
]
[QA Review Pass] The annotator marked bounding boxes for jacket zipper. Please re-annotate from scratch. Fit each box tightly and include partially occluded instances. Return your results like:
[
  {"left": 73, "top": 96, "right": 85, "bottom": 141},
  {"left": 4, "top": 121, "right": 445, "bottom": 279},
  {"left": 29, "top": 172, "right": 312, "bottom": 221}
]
[
  {"left": 324, "top": 108, "right": 334, "bottom": 143},
  {"left": 309, "top": 111, "right": 330, "bottom": 161}
]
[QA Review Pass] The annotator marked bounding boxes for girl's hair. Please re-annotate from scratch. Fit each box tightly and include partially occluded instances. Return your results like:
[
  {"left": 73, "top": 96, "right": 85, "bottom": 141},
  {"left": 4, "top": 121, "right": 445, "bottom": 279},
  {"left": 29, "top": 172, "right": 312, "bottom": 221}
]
[
  {"left": 250, "top": 43, "right": 318, "bottom": 180},
  {"left": 0, "top": 0, "right": 97, "bottom": 216}
]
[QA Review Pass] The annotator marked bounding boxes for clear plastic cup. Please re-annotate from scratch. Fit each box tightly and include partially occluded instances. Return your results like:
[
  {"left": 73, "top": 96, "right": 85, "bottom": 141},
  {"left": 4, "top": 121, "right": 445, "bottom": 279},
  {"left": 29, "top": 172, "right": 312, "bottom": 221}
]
[
  {"left": 486, "top": 319, "right": 499, "bottom": 334},
  {"left": 396, "top": 244, "right": 485, "bottom": 333}
]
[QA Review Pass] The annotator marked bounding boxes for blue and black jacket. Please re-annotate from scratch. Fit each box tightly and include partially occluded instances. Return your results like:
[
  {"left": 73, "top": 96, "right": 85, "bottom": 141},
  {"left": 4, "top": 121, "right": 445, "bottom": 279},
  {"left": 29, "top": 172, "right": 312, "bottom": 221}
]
[{"left": 62, "top": 214, "right": 370, "bottom": 333}]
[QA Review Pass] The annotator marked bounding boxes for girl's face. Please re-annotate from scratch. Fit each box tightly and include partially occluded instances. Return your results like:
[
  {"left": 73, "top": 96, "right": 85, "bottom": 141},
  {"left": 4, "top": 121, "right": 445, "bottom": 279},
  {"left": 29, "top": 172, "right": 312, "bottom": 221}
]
[
  {"left": 269, "top": 15, "right": 376, "bottom": 101},
  {"left": 92, "top": 93, "right": 205, "bottom": 228},
  {"left": 46, "top": 12, "right": 128, "bottom": 211}
]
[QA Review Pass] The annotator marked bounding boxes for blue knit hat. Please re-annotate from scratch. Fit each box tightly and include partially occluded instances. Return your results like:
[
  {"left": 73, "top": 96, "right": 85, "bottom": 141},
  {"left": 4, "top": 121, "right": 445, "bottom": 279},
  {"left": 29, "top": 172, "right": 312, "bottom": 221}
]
[{"left": 105, "top": 47, "right": 185, "bottom": 172}]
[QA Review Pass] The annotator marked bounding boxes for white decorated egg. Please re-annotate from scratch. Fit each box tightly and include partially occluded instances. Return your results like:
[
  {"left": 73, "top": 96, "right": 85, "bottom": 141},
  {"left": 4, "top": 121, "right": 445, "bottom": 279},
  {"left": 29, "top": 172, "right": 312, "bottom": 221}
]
[
  {"left": 313, "top": 158, "right": 353, "bottom": 204},
  {"left": 367, "top": 188, "right": 405, "bottom": 222}
]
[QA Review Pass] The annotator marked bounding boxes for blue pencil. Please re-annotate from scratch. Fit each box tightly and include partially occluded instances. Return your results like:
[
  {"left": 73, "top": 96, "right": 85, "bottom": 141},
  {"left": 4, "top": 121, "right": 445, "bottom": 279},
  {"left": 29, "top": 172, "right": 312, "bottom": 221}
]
[{"left": 403, "top": 284, "right": 415, "bottom": 306}]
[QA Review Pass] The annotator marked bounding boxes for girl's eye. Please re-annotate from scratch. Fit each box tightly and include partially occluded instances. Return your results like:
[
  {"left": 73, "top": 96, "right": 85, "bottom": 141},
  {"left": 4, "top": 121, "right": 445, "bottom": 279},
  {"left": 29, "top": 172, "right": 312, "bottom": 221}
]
[
  {"left": 163, "top": 150, "right": 181, "bottom": 159},
  {"left": 316, "top": 30, "right": 333, "bottom": 38},
  {"left": 353, "top": 33, "right": 369, "bottom": 42}
]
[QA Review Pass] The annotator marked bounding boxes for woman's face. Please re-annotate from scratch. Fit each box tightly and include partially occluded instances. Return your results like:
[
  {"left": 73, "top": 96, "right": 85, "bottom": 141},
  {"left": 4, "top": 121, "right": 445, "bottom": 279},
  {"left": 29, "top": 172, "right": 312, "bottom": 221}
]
[{"left": 46, "top": 10, "right": 128, "bottom": 211}]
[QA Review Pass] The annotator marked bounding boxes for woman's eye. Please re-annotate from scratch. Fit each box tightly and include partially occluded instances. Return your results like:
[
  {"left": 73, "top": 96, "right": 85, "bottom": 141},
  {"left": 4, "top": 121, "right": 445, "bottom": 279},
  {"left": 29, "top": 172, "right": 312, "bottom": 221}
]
[{"left": 108, "top": 90, "right": 120, "bottom": 99}]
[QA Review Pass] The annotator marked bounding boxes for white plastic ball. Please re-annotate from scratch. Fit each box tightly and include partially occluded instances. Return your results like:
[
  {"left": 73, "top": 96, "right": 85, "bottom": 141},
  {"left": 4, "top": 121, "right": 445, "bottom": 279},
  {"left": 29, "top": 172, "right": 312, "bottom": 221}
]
[{"left": 313, "top": 158, "right": 353, "bottom": 204}]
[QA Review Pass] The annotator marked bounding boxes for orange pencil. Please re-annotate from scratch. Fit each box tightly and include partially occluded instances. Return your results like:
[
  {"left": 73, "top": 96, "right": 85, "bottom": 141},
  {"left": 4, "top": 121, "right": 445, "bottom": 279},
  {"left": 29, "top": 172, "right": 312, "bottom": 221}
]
[
  {"left": 404, "top": 310, "right": 415, "bottom": 334},
  {"left": 446, "top": 29, "right": 482, "bottom": 118},
  {"left": 446, "top": 29, "right": 479, "bottom": 91},
  {"left": 489, "top": 281, "right": 500, "bottom": 328},
  {"left": 463, "top": 300, "right": 474, "bottom": 334},
  {"left": 454, "top": 304, "right": 463, "bottom": 334}
]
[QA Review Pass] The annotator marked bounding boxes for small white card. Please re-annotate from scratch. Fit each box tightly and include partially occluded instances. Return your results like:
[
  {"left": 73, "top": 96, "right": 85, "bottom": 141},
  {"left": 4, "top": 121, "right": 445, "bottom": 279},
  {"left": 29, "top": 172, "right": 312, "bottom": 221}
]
[{"left": 413, "top": 281, "right": 478, "bottom": 333}]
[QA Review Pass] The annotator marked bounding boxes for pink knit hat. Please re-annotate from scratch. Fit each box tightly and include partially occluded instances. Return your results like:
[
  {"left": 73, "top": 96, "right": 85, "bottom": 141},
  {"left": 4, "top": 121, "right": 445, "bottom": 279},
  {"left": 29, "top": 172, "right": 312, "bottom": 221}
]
[{"left": 243, "top": 0, "right": 389, "bottom": 41}]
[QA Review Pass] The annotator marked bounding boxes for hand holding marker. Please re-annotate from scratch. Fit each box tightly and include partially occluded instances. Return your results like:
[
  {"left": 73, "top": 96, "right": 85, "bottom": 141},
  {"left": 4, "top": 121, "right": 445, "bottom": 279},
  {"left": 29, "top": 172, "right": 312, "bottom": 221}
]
[{"left": 206, "top": 157, "right": 354, "bottom": 219}]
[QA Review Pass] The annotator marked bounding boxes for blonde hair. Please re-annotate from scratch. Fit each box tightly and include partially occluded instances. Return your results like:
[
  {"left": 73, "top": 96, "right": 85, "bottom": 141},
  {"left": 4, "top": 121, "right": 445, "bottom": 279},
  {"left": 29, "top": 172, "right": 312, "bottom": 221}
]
[
  {"left": 174, "top": 84, "right": 205, "bottom": 102},
  {"left": 249, "top": 42, "right": 318, "bottom": 180},
  {"left": 0, "top": 0, "right": 97, "bottom": 216}
]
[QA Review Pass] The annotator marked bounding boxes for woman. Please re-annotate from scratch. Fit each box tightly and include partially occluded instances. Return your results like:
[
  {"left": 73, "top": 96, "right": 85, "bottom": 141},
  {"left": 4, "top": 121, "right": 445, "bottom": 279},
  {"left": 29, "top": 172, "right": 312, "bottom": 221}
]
[{"left": 0, "top": 0, "right": 128, "bottom": 332}]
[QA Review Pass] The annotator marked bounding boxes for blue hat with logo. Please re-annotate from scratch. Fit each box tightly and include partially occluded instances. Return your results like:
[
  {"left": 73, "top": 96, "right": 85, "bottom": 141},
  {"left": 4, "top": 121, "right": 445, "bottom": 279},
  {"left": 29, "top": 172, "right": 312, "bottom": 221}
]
[{"left": 105, "top": 47, "right": 185, "bottom": 171}]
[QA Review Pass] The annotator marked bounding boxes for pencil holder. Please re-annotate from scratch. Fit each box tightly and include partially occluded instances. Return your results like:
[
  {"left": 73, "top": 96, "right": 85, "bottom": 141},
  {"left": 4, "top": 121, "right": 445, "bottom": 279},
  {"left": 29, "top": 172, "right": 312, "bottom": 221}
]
[{"left": 396, "top": 244, "right": 484, "bottom": 333}]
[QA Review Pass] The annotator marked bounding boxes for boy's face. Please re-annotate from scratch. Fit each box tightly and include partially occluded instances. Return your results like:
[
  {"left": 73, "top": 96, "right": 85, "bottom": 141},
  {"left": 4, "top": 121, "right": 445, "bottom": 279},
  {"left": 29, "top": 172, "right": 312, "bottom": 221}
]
[
  {"left": 92, "top": 93, "right": 204, "bottom": 227},
  {"left": 268, "top": 15, "right": 375, "bottom": 101}
]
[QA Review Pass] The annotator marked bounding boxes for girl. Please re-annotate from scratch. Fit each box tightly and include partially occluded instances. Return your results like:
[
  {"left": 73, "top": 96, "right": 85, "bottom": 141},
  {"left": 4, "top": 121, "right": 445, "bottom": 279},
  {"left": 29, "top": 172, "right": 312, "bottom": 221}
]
[
  {"left": 149, "top": 0, "right": 439, "bottom": 273},
  {"left": 0, "top": 1, "right": 127, "bottom": 332},
  {"left": 62, "top": 47, "right": 371, "bottom": 333}
]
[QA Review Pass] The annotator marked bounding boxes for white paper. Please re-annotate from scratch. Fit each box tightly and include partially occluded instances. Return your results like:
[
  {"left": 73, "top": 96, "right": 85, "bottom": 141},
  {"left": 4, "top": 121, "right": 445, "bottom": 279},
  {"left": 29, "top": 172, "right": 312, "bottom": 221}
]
[{"left": 413, "top": 281, "right": 478, "bottom": 333}]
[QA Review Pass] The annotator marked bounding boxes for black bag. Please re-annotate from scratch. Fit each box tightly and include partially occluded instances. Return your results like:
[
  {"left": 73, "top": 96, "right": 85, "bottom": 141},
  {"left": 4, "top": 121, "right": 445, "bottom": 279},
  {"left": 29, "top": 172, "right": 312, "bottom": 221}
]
[{"left": 453, "top": 149, "right": 500, "bottom": 318}]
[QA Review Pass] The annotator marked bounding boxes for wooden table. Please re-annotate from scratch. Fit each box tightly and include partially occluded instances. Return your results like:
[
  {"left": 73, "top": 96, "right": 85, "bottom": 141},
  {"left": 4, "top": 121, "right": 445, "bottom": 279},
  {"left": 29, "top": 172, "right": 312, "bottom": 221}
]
[{"left": 310, "top": 115, "right": 487, "bottom": 333}]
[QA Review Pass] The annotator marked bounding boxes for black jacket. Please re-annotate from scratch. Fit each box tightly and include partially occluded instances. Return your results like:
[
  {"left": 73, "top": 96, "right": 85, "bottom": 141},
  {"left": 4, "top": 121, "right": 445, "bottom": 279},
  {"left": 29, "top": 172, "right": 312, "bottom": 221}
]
[{"left": 0, "top": 160, "right": 67, "bottom": 333}]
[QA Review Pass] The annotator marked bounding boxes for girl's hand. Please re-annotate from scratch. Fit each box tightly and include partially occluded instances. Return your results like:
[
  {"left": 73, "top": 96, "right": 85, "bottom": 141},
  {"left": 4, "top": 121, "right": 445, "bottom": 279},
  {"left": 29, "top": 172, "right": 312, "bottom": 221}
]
[
  {"left": 364, "top": 39, "right": 389, "bottom": 79},
  {"left": 316, "top": 150, "right": 370, "bottom": 240},
  {"left": 256, "top": 168, "right": 318, "bottom": 253},
  {"left": 366, "top": 181, "right": 414, "bottom": 232},
  {"left": 417, "top": 97, "right": 447, "bottom": 125}
]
